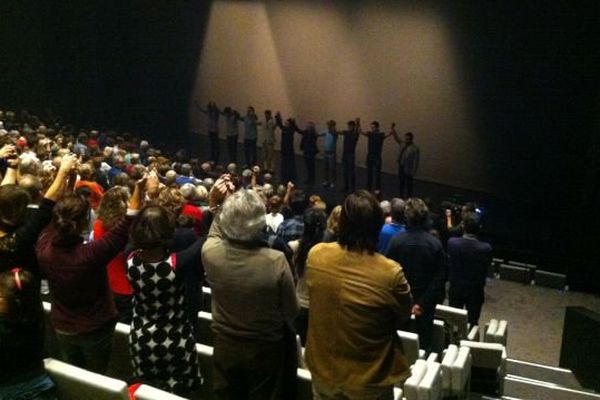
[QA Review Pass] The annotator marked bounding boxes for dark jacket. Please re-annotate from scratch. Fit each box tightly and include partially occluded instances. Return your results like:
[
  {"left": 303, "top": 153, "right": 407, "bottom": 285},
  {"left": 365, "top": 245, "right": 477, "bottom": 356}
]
[{"left": 385, "top": 228, "right": 446, "bottom": 309}]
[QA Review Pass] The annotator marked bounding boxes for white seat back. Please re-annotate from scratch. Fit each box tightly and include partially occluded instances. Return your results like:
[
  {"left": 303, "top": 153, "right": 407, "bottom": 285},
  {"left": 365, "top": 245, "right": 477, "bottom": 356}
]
[
  {"left": 398, "top": 330, "right": 421, "bottom": 365},
  {"left": 44, "top": 358, "right": 129, "bottom": 400},
  {"left": 107, "top": 322, "right": 132, "bottom": 380},
  {"left": 431, "top": 319, "right": 445, "bottom": 354},
  {"left": 134, "top": 384, "right": 188, "bottom": 400},
  {"left": 494, "top": 320, "right": 508, "bottom": 345},
  {"left": 297, "top": 368, "right": 313, "bottom": 400},
  {"left": 197, "top": 311, "right": 214, "bottom": 346},
  {"left": 484, "top": 319, "right": 499, "bottom": 342},
  {"left": 459, "top": 340, "right": 504, "bottom": 369},
  {"left": 441, "top": 345, "right": 458, "bottom": 392},
  {"left": 417, "top": 361, "right": 442, "bottom": 400},
  {"left": 404, "top": 359, "right": 428, "bottom": 400},
  {"left": 434, "top": 305, "right": 468, "bottom": 341},
  {"left": 451, "top": 346, "right": 472, "bottom": 393},
  {"left": 195, "top": 343, "right": 214, "bottom": 397}
]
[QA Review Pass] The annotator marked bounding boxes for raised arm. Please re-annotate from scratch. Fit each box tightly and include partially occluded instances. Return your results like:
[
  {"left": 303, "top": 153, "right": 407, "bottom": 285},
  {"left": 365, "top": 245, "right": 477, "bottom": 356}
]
[
  {"left": 44, "top": 154, "right": 79, "bottom": 201},
  {"left": 283, "top": 181, "right": 294, "bottom": 205}
]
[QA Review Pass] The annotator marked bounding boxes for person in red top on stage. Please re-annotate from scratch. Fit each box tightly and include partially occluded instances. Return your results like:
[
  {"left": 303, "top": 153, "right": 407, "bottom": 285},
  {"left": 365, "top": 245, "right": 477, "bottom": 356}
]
[{"left": 93, "top": 186, "right": 134, "bottom": 323}]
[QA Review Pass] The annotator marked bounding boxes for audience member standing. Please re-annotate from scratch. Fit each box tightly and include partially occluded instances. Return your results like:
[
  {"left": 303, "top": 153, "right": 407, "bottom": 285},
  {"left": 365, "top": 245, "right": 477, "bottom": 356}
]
[
  {"left": 447, "top": 212, "right": 492, "bottom": 326},
  {"left": 339, "top": 119, "right": 360, "bottom": 193},
  {"left": 393, "top": 131, "right": 420, "bottom": 198},
  {"left": 93, "top": 186, "right": 133, "bottom": 323},
  {"left": 202, "top": 176, "right": 298, "bottom": 399},
  {"left": 377, "top": 197, "right": 406, "bottom": 254},
  {"left": 288, "top": 208, "right": 326, "bottom": 345},
  {"left": 36, "top": 177, "right": 145, "bottom": 373},
  {"left": 127, "top": 205, "right": 204, "bottom": 396},
  {"left": 196, "top": 101, "right": 221, "bottom": 164},
  {"left": 305, "top": 190, "right": 412, "bottom": 399},
  {"left": 385, "top": 198, "right": 446, "bottom": 351},
  {"left": 0, "top": 269, "right": 57, "bottom": 399},
  {"left": 0, "top": 151, "right": 77, "bottom": 275},
  {"left": 243, "top": 106, "right": 259, "bottom": 167}
]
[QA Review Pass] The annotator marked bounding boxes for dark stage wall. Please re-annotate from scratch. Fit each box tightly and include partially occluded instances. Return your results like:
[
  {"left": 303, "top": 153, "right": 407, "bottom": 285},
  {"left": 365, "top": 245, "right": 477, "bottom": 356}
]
[{"left": 1, "top": 0, "right": 599, "bottom": 290}]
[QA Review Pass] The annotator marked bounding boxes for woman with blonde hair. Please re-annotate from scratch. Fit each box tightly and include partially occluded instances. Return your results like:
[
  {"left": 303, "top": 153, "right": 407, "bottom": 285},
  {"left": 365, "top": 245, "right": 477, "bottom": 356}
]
[{"left": 323, "top": 205, "right": 342, "bottom": 243}]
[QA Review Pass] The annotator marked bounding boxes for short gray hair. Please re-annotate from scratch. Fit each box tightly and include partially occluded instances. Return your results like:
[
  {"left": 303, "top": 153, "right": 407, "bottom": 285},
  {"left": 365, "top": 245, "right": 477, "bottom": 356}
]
[
  {"left": 218, "top": 189, "right": 266, "bottom": 242},
  {"left": 180, "top": 183, "right": 197, "bottom": 200}
]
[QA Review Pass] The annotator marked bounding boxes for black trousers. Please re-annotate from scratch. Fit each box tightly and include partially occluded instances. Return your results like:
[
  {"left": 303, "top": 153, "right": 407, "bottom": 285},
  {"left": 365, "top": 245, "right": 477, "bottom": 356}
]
[
  {"left": 366, "top": 154, "right": 382, "bottom": 191},
  {"left": 209, "top": 131, "right": 220, "bottom": 163},
  {"left": 342, "top": 154, "right": 356, "bottom": 192},
  {"left": 303, "top": 153, "right": 316, "bottom": 184},
  {"left": 213, "top": 334, "right": 296, "bottom": 400},
  {"left": 244, "top": 139, "right": 257, "bottom": 167},
  {"left": 281, "top": 153, "right": 297, "bottom": 184},
  {"left": 398, "top": 167, "right": 414, "bottom": 198},
  {"left": 227, "top": 135, "right": 238, "bottom": 163},
  {"left": 449, "top": 284, "right": 484, "bottom": 326}
]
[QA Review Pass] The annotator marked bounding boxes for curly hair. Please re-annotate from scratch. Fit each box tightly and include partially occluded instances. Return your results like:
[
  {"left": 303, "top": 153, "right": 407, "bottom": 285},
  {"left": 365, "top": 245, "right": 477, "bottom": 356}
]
[
  {"left": 97, "top": 186, "right": 130, "bottom": 229},
  {"left": 155, "top": 186, "right": 185, "bottom": 216}
]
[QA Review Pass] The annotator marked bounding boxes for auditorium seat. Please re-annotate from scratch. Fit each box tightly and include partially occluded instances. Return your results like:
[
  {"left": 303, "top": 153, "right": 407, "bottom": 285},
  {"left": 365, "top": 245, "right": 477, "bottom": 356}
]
[
  {"left": 441, "top": 345, "right": 473, "bottom": 398},
  {"left": 434, "top": 304, "right": 468, "bottom": 342},
  {"left": 534, "top": 269, "right": 567, "bottom": 290},
  {"left": 431, "top": 319, "right": 445, "bottom": 354},
  {"left": 44, "top": 358, "right": 129, "bottom": 400},
  {"left": 195, "top": 343, "right": 214, "bottom": 398},
  {"left": 484, "top": 319, "right": 508, "bottom": 346},
  {"left": 201, "top": 286, "right": 212, "bottom": 312},
  {"left": 107, "top": 322, "right": 133, "bottom": 381},
  {"left": 403, "top": 359, "right": 442, "bottom": 400},
  {"left": 296, "top": 334, "right": 306, "bottom": 368},
  {"left": 134, "top": 384, "right": 188, "bottom": 400},
  {"left": 459, "top": 340, "right": 507, "bottom": 395},
  {"left": 397, "top": 330, "right": 426, "bottom": 365},
  {"left": 467, "top": 325, "right": 480, "bottom": 341},
  {"left": 499, "top": 263, "right": 530, "bottom": 284},
  {"left": 197, "top": 311, "right": 214, "bottom": 346},
  {"left": 297, "top": 367, "right": 313, "bottom": 400},
  {"left": 42, "top": 301, "right": 60, "bottom": 359}
]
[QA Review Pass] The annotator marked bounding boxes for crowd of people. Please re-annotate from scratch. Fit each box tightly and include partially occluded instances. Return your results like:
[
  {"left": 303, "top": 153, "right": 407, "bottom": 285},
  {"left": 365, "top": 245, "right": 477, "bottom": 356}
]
[
  {"left": 0, "top": 108, "right": 492, "bottom": 400},
  {"left": 196, "top": 102, "right": 421, "bottom": 197}
]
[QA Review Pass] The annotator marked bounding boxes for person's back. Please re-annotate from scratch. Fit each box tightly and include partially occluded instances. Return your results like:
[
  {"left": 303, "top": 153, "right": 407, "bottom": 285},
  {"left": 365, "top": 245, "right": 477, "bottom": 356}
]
[
  {"left": 447, "top": 212, "right": 492, "bottom": 325},
  {"left": 385, "top": 198, "right": 446, "bottom": 351},
  {"left": 305, "top": 190, "right": 411, "bottom": 398}
]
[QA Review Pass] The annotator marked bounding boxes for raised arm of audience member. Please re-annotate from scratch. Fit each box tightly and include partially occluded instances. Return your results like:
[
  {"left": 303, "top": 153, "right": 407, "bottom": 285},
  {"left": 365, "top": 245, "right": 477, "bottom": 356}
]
[
  {"left": 251, "top": 166, "right": 260, "bottom": 189},
  {"left": 56, "top": 175, "right": 145, "bottom": 267},
  {"left": 1, "top": 153, "right": 19, "bottom": 186},
  {"left": 205, "top": 174, "right": 235, "bottom": 241},
  {"left": 44, "top": 154, "right": 79, "bottom": 201},
  {"left": 283, "top": 181, "right": 294, "bottom": 205}
]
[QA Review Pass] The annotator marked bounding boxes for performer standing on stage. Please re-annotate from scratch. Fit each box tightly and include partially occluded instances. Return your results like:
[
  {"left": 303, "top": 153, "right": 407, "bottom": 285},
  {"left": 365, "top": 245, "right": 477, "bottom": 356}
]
[
  {"left": 262, "top": 110, "right": 277, "bottom": 173},
  {"left": 195, "top": 101, "right": 221, "bottom": 163},
  {"left": 322, "top": 120, "right": 338, "bottom": 188},
  {"left": 275, "top": 111, "right": 298, "bottom": 184},
  {"left": 221, "top": 107, "right": 242, "bottom": 164},
  {"left": 361, "top": 121, "right": 394, "bottom": 192},
  {"left": 393, "top": 129, "right": 420, "bottom": 198},
  {"left": 295, "top": 121, "right": 320, "bottom": 185},
  {"left": 243, "top": 106, "right": 259, "bottom": 167},
  {"left": 339, "top": 119, "right": 360, "bottom": 193}
]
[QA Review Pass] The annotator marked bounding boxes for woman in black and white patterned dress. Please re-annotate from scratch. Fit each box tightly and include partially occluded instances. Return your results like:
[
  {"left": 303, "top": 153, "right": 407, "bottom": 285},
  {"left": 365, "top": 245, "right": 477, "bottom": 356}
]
[{"left": 127, "top": 205, "right": 204, "bottom": 396}]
